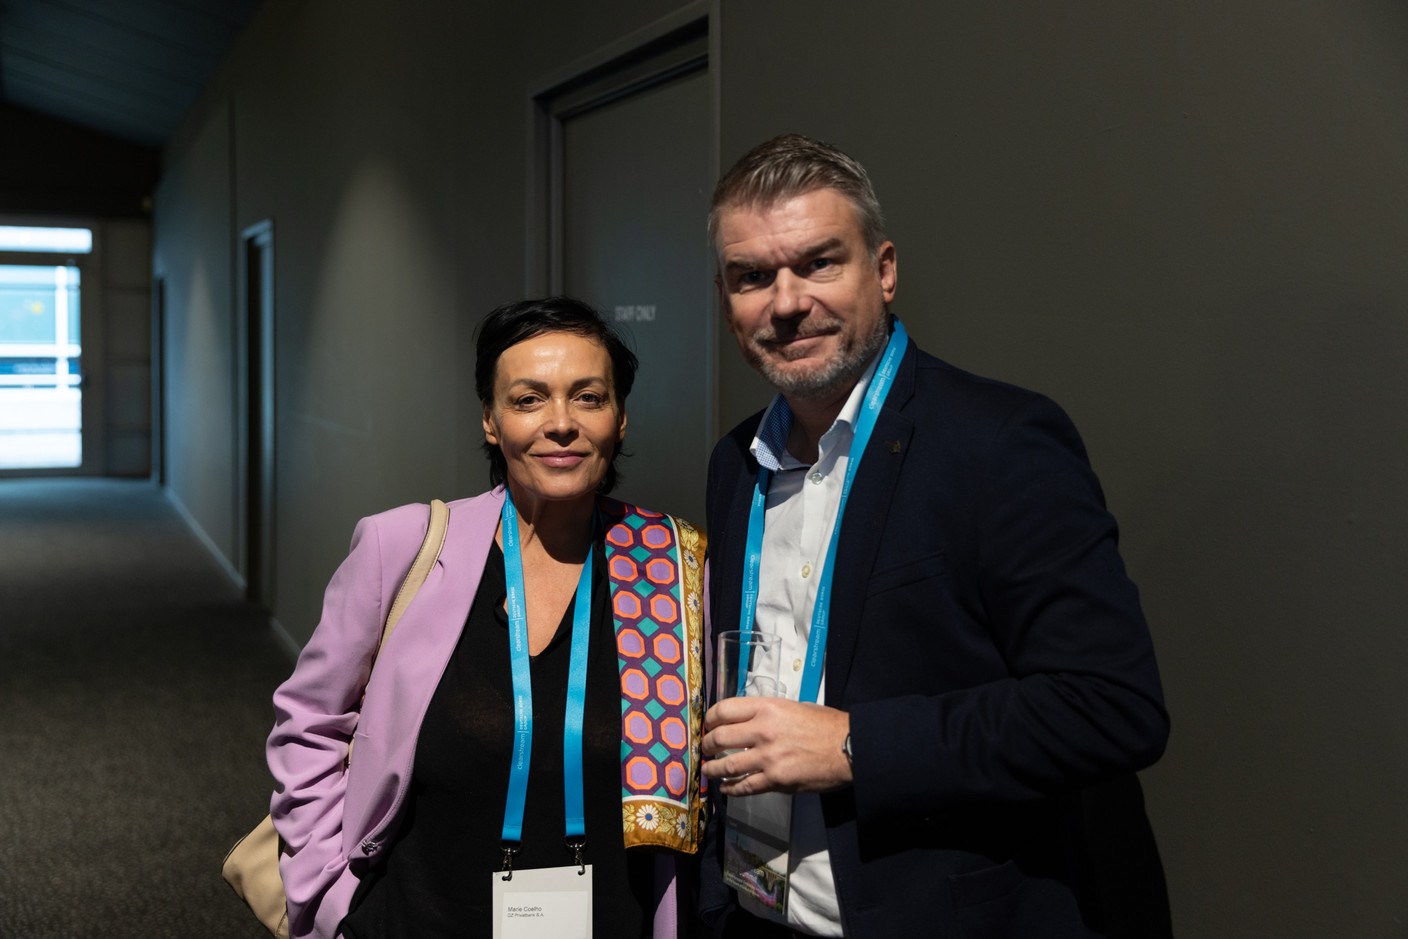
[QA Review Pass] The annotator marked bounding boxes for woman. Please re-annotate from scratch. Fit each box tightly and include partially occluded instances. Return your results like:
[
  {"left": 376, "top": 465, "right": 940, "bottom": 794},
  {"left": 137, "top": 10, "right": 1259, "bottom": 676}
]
[{"left": 267, "top": 297, "right": 707, "bottom": 938}]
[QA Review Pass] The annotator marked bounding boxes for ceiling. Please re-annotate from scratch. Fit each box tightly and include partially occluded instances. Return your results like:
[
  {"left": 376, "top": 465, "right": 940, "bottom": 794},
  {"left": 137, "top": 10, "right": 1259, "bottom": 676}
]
[{"left": 0, "top": 0, "right": 264, "bottom": 148}]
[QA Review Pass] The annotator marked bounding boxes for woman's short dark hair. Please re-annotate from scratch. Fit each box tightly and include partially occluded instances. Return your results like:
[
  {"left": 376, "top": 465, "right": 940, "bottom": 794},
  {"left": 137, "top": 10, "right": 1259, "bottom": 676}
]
[{"left": 474, "top": 296, "right": 638, "bottom": 494}]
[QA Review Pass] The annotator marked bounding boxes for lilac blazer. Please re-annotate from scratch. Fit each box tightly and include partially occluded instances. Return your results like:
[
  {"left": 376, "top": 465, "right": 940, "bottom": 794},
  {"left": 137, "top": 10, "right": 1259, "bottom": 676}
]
[{"left": 267, "top": 487, "right": 689, "bottom": 939}]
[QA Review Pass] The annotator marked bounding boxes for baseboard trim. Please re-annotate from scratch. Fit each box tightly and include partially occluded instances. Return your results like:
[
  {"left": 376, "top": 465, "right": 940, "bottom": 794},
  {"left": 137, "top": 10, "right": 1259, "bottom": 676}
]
[
  {"left": 267, "top": 615, "right": 302, "bottom": 663},
  {"left": 163, "top": 486, "right": 245, "bottom": 590},
  {"left": 163, "top": 486, "right": 305, "bottom": 662}
]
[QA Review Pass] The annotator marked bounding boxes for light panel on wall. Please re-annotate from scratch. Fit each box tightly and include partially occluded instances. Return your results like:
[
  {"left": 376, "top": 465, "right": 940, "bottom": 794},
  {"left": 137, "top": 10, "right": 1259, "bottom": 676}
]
[{"left": 0, "top": 227, "right": 93, "bottom": 253}]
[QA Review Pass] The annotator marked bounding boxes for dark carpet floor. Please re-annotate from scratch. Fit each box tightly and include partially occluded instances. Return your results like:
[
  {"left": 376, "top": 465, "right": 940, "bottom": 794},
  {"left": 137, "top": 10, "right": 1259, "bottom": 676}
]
[{"left": 0, "top": 478, "right": 295, "bottom": 938}]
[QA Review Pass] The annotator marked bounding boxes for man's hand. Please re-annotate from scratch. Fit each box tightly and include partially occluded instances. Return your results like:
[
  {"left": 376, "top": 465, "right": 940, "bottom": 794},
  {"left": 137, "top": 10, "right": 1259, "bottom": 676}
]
[{"left": 701, "top": 697, "right": 852, "bottom": 796}]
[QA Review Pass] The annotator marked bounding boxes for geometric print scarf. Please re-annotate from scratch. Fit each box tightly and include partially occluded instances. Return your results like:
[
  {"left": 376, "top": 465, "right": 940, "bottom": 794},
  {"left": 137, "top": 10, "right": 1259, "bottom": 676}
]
[{"left": 600, "top": 498, "right": 707, "bottom": 854}]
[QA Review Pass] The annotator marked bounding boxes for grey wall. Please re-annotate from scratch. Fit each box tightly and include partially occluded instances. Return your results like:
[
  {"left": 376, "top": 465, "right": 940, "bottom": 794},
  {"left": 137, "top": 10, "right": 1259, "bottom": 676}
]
[
  {"left": 156, "top": 99, "right": 236, "bottom": 553},
  {"left": 154, "top": 0, "right": 702, "bottom": 635},
  {"left": 716, "top": 1, "right": 1408, "bottom": 935},
  {"left": 100, "top": 220, "right": 154, "bottom": 476},
  {"left": 153, "top": 0, "right": 1408, "bottom": 934}
]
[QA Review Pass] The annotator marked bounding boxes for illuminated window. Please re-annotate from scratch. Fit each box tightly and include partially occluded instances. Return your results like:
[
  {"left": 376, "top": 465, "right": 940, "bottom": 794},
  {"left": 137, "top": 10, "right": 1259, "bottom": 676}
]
[{"left": 0, "top": 263, "right": 82, "bottom": 468}]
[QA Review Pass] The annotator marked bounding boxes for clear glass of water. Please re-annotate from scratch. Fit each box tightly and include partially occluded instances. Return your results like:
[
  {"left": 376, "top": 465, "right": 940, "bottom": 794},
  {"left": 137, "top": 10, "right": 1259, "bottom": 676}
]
[
  {"left": 714, "top": 630, "right": 781, "bottom": 778},
  {"left": 716, "top": 629, "right": 781, "bottom": 704}
]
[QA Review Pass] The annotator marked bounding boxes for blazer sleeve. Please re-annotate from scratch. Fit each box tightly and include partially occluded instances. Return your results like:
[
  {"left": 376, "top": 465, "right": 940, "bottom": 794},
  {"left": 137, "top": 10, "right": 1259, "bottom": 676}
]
[
  {"left": 848, "top": 393, "right": 1169, "bottom": 826},
  {"left": 267, "top": 514, "right": 390, "bottom": 939}
]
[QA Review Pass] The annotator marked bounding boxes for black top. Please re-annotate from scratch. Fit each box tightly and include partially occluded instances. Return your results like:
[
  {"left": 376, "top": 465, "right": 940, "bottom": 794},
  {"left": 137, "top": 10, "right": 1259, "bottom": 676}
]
[{"left": 342, "top": 542, "right": 653, "bottom": 938}]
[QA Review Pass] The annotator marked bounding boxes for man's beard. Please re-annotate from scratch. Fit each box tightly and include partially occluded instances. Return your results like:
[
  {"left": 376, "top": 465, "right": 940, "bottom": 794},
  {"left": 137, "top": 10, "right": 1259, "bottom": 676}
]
[{"left": 742, "top": 310, "right": 890, "bottom": 400}]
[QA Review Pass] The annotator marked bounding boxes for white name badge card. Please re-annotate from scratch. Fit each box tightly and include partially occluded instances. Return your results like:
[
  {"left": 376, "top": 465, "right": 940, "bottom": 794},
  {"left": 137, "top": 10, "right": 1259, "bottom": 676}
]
[
  {"left": 491, "top": 864, "right": 593, "bottom": 939},
  {"left": 723, "top": 791, "right": 792, "bottom": 917}
]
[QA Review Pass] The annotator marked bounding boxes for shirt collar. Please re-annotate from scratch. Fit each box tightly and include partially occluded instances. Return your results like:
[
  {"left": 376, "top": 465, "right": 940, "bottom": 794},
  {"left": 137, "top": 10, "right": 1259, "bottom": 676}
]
[{"left": 749, "top": 351, "right": 883, "bottom": 471}]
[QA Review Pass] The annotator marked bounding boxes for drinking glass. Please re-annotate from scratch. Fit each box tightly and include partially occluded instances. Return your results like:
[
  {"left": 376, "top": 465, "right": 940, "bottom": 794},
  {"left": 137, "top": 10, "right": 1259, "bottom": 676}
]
[
  {"left": 715, "top": 629, "right": 781, "bottom": 704},
  {"left": 714, "top": 630, "right": 781, "bottom": 782}
]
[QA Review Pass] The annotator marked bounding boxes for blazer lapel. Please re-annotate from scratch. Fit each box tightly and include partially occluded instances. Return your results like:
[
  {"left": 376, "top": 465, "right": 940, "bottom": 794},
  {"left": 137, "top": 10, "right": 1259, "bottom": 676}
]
[
  {"left": 710, "top": 440, "right": 758, "bottom": 656},
  {"left": 378, "top": 490, "right": 501, "bottom": 692},
  {"left": 350, "top": 489, "right": 503, "bottom": 843},
  {"left": 822, "top": 344, "right": 918, "bottom": 705}
]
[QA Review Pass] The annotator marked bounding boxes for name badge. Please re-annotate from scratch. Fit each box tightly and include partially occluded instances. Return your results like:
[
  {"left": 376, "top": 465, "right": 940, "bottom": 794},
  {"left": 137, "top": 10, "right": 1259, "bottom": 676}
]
[
  {"left": 492, "top": 864, "right": 593, "bottom": 939},
  {"left": 723, "top": 791, "right": 792, "bottom": 918}
]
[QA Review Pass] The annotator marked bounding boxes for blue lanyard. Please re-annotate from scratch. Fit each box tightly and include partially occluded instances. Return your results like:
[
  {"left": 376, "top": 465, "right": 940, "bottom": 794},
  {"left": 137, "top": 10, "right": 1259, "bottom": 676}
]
[
  {"left": 499, "top": 493, "right": 594, "bottom": 856},
  {"left": 738, "top": 320, "right": 908, "bottom": 703}
]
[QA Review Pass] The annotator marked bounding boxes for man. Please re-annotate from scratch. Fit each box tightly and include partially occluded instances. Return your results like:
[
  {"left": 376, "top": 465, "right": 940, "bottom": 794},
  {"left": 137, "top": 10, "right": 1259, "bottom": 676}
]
[{"left": 699, "top": 134, "right": 1170, "bottom": 938}]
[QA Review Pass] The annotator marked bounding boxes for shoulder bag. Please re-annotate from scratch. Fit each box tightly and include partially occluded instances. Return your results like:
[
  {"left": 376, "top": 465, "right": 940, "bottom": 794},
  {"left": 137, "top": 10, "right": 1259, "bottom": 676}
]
[{"left": 220, "top": 498, "right": 450, "bottom": 938}]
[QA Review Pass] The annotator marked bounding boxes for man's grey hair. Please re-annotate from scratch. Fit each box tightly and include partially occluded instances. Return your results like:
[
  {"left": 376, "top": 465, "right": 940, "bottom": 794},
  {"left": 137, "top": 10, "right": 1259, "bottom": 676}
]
[{"left": 707, "top": 133, "right": 887, "bottom": 260}]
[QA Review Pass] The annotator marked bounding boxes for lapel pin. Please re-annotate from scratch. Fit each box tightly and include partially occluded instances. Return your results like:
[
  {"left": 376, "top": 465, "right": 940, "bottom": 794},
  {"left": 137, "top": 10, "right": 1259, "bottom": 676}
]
[{"left": 886, "top": 440, "right": 902, "bottom": 454}]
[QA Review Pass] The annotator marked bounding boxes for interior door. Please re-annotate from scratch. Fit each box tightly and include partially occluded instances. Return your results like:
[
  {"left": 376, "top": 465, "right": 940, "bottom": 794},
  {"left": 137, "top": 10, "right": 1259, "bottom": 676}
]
[{"left": 536, "top": 18, "right": 714, "bottom": 522}]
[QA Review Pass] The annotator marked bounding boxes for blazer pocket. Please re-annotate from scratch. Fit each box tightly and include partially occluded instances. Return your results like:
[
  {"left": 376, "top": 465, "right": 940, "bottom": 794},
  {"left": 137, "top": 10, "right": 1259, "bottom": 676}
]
[
  {"left": 950, "top": 859, "right": 1088, "bottom": 939},
  {"left": 949, "top": 858, "right": 1023, "bottom": 909},
  {"left": 865, "top": 549, "right": 946, "bottom": 597},
  {"left": 950, "top": 860, "right": 1023, "bottom": 938}
]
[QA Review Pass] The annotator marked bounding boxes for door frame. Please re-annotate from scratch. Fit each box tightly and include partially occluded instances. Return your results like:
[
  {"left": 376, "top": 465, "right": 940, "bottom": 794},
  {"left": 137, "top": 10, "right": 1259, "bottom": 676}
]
[
  {"left": 525, "top": 0, "right": 721, "bottom": 456},
  {"left": 526, "top": 2, "right": 715, "bottom": 296},
  {"left": 237, "top": 218, "right": 276, "bottom": 607}
]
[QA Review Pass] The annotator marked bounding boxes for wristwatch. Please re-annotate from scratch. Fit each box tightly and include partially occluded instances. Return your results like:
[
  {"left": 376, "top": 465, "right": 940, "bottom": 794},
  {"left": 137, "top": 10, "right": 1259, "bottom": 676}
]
[{"left": 842, "top": 732, "right": 854, "bottom": 767}]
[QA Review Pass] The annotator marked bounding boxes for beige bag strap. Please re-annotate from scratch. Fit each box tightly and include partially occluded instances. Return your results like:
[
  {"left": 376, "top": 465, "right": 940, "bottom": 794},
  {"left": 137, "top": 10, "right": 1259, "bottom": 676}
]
[
  {"left": 378, "top": 498, "right": 450, "bottom": 656},
  {"left": 221, "top": 500, "right": 452, "bottom": 935},
  {"left": 348, "top": 499, "right": 449, "bottom": 766}
]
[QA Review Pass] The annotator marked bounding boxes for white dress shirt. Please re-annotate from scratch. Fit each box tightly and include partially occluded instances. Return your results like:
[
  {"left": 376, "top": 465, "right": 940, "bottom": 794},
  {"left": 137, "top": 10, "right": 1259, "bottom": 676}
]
[{"left": 736, "top": 353, "right": 881, "bottom": 937}]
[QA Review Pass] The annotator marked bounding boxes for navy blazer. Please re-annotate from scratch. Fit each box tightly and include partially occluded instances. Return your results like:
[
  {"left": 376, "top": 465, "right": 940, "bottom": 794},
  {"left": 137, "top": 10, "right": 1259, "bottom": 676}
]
[{"left": 704, "top": 340, "right": 1171, "bottom": 938}]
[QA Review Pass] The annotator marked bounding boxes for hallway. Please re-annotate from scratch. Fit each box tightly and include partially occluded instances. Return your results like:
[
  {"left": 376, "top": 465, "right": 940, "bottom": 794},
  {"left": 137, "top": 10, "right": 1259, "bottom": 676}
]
[{"left": 0, "top": 478, "right": 290, "bottom": 937}]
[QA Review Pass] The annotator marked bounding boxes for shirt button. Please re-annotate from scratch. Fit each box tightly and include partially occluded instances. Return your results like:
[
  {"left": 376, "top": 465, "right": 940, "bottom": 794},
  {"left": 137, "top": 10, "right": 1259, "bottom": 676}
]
[
  {"left": 809, "top": 472, "right": 823, "bottom": 485},
  {"left": 800, "top": 563, "right": 812, "bottom": 578},
  {"left": 793, "top": 658, "right": 804, "bottom": 672}
]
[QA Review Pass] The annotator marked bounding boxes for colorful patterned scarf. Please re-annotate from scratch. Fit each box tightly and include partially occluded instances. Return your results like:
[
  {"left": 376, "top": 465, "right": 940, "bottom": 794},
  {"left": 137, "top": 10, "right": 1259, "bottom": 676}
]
[{"left": 600, "top": 499, "right": 707, "bottom": 854}]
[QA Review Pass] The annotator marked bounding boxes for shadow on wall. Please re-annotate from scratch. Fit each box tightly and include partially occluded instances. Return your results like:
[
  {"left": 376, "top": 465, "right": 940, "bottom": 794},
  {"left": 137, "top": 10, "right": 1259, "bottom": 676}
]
[
  {"left": 278, "top": 154, "right": 461, "bottom": 643},
  {"left": 1134, "top": 285, "right": 1408, "bottom": 934}
]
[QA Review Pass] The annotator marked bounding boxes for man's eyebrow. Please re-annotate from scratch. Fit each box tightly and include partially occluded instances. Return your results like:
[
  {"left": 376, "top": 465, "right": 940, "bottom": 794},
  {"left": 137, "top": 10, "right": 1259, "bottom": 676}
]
[
  {"left": 723, "top": 236, "right": 847, "bottom": 276},
  {"left": 723, "top": 254, "right": 763, "bottom": 276},
  {"left": 800, "top": 236, "right": 845, "bottom": 259}
]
